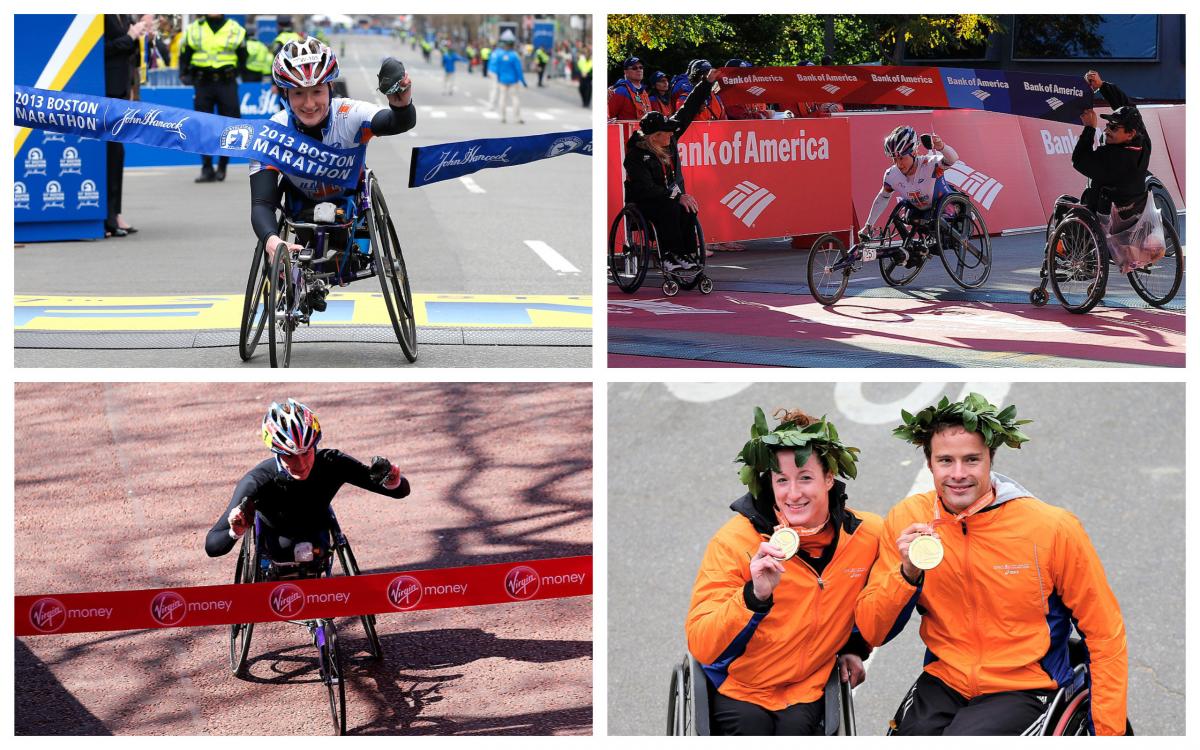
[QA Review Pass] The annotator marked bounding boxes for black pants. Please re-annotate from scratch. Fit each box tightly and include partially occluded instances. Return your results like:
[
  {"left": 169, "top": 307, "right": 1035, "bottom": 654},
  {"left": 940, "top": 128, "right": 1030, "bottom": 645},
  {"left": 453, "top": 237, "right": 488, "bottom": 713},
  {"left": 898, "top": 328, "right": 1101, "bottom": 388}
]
[
  {"left": 712, "top": 692, "right": 824, "bottom": 736},
  {"left": 580, "top": 73, "right": 592, "bottom": 107},
  {"left": 193, "top": 75, "right": 240, "bottom": 171},
  {"left": 637, "top": 198, "right": 698, "bottom": 262},
  {"left": 895, "top": 671, "right": 1054, "bottom": 736},
  {"left": 105, "top": 140, "right": 124, "bottom": 230},
  {"left": 537, "top": 64, "right": 546, "bottom": 86}
]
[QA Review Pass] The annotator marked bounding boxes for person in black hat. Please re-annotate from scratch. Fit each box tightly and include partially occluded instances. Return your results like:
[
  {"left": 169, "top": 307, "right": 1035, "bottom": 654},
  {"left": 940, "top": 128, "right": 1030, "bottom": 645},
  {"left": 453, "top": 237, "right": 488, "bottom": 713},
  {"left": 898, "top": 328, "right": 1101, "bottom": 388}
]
[
  {"left": 1072, "top": 70, "right": 1151, "bottom": 215},
  {"left": 608, "top": 56, "right": 651, "bottom": 121},
  {"left": 621, "top": 67, "right": 719, "bottom": 272},
  {"left": 647, "top": 71, "right": 673, "bottom": 115}
]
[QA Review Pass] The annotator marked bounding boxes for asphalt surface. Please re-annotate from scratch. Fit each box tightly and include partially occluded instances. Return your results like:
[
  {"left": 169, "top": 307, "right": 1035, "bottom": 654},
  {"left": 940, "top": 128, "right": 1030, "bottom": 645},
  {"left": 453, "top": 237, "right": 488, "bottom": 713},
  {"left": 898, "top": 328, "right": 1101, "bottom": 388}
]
[
  {"left": 15, "top": 33, "right": 593, "bottom": 367},
  {"left": 608, "top": 218, "right": 1186, "bottom": 367},
  {"left": 608, "top": 382, "right": 1184, "bottom": 735}
]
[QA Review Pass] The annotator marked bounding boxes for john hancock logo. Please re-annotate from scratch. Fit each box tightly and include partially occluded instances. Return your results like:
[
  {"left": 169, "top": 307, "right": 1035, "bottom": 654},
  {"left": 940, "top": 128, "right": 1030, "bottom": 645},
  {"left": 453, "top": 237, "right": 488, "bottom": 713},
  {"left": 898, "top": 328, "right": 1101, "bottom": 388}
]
[
  {"left": 30, "top": 597, "right": 67, "bottom": 633},
  {"left": 15, "top": 182, "right": 31, "bottom": 210},
  {"left": 24, "top": 147, "right": 47, "bottom": 176},
  {"left": 59, "top": 146, "right": 82, "bottom": 175},
  {"left": 150, "top": 590, "right": 187, "bottom": 626},
  {"left": 504, "top": 565, "right": 540, "bottom": 601},
  {"left": 387, "top": 575, "right": 423, "bottom": 610},
  {"left": 270, "top": 582, "right": 306, "bottom": 618},
  {"left": 77, "top": 179, "right": 101, "bottom": 209}
]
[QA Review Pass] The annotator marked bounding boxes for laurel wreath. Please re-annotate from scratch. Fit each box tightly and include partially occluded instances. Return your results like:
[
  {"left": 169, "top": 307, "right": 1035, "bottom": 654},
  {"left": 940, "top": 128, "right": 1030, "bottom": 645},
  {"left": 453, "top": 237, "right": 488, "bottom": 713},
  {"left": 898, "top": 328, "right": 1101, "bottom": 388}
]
[
  {"left": 735, "top": 407, "right": 860, "bottom": 498},
  {"left": 892, "top": 392, "right": 1032, "bottom": 450}
]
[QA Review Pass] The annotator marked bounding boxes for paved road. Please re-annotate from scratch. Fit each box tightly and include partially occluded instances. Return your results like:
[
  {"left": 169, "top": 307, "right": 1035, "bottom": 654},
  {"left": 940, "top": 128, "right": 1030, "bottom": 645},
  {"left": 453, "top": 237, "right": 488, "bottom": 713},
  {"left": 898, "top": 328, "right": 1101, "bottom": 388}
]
[
  {"left": 15, "top": 33, "right": 593, "bottom": 367},
  {"left": 609, "top": 219, "right": 1185, "bottom": 368},
  {"left": 608, "top": 382, "right": 1184, "bottom": 735}
]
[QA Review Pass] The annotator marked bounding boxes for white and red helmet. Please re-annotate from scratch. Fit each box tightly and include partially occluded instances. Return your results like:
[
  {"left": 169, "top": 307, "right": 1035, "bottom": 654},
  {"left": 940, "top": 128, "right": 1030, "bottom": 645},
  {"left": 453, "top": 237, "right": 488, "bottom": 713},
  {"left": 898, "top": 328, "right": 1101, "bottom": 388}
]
[
  {"left": 272, "top": 38, "right": 340, "bottom": 89},
  {"left": 261, "top": 398, "right": 322, "bottom": 456}
]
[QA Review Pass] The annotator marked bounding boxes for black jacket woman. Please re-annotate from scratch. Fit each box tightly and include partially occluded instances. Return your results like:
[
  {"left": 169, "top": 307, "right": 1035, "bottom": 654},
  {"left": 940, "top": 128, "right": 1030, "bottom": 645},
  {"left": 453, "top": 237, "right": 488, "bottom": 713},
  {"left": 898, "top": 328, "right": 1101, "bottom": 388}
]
[{"left": 621, "top": 64, "right": 718, "bottom": 271}]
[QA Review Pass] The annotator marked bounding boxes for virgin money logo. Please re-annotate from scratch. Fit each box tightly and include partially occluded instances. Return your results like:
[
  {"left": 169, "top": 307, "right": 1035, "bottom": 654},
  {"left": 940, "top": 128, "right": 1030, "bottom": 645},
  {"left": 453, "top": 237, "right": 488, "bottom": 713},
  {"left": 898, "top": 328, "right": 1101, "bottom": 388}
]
[
  {"left": 720, "top": 181, "right": 776, "bottom": 227},
  {"left": 504, "top": 566, "right": 540, "bottom": 600},
  {"left": 943, "top": 161, "right": 1004, "bottom": 210},
  {"left": 895, "top": 85, "right": 916, "bottom": 97},
  {"left": 150, "top": 591, "right": 187, "bottom": 626},
  {"left": 746, "top": 86, "right": 767, "bottom": 96},
  {"left": 29, "top": 597, "right": 67, "bottom": 633},
  {"left": 387, "top": 575, "right": 423, "bottom": 610},
  {"left": 269, "top": 583, "right": 306, "bottom": 618}
]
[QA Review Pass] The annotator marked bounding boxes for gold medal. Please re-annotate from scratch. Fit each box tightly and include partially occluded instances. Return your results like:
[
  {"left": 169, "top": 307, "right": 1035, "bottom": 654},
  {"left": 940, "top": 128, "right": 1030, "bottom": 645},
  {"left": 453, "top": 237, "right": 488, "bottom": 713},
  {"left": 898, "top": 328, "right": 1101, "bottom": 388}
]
[
  {"left": 768, "top": 527, "right": 801, "bottom": 561},
  {"left": 908, "top": 534, "right": 944, "bottom": 570}
]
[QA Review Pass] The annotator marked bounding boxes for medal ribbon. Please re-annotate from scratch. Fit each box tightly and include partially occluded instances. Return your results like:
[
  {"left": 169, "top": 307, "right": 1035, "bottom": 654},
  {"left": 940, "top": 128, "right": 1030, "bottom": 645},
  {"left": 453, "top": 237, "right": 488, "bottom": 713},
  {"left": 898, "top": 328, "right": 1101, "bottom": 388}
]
[
  {"left": 931, "top": 487, "right": 996, "bottom": 528},
  {"left": 773, "top": 503, "right": 828, "bottom": 536}
]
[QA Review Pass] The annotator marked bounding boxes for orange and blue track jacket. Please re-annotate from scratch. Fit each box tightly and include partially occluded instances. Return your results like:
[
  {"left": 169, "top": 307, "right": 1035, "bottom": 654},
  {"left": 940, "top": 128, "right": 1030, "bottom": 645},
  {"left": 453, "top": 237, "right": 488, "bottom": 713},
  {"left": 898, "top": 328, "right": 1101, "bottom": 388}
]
[
  {"left": 855, "top": 473, "right": 1128, "bottom": 735},
  {"left": 687, "top": 490, "right": 882, "bottom": 709}
]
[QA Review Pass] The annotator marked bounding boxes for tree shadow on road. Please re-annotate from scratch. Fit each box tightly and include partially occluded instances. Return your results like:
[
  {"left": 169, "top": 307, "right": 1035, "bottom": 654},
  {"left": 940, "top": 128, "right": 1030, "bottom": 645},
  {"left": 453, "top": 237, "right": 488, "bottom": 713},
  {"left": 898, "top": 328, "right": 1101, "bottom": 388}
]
[{"left": 15, "top": 638, "right": 113, "bottom": 736}]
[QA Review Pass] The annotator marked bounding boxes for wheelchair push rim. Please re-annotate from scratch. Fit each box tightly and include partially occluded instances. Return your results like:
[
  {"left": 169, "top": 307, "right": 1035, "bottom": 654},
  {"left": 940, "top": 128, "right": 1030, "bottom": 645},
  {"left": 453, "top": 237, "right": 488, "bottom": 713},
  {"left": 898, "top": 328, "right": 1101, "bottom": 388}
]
[
  {"left": 267, "top": 245, "right": 296, "bottom": 367},
  {"left": 935, "top": 194, "right": 992, "bottom": 289},
  {"left": 367, "top": 175, "right": 418, "bottom": 362},
  {"left": 1126, "top": 217, "right": 1184, "bottom": 307},
  {"left": 608, "top": 206, "right": 651, "bottom": 294},
  {"left": 239, "top": 236, "right": 271, "bottom": 361},
  {"left": 1048, "top": 214, "right": 1108, "bottom": 314},
  {"left": 878, "top": 204, "right": 927, "bottom": 287},
  {"left": 807, "top": 233, "right": 851, "bottom": 305}
]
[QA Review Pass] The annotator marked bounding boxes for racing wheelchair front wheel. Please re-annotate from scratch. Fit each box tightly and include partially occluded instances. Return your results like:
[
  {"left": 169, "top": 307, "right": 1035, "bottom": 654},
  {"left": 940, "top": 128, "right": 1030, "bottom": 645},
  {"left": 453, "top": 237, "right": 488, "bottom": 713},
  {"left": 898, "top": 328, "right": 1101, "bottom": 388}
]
[
  {"left": 807, "top": 233, "right": 851, "bottom": 305},
  {"left": 367, "top": 175, "right": 418, "bottom": 363},
  {"left": 239, "top": 236, "right": 271, "bottom": 361},
  {"left": 608, "top": 205, "right": 652, "bottom": 293},
  {"left": 878, "top": 203, "right": 927, "bottom": 287},
  {"left": 267, "top": 245, "right": 296, "bottom": 368},
  {"left": 1048, "top": 212, "right": 1108, "bottom": 314},
  {"left": 935, "top": 193, "right": 992, "bottom": 289},
  {"left": 229, "top": 525, "right": 257, "bottom": 676},
  {"left": 319, "top": 620, "right": 347, "bottom": 735},
  {"left": 1127, "top": 217, "right": 1184, "bottom": 308},
  {"left": 335, "top": 540, "right": 383, "bottom": 660}
]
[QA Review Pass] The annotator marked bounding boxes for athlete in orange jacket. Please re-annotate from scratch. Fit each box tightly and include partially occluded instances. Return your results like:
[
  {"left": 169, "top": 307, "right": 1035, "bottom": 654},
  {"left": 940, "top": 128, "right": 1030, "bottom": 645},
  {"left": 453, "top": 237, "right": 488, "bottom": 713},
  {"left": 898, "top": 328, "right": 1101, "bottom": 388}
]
[
  {"left": 856, "top": 394, "right": 1128, "bottom": 735},
  {"left": 687, "top": 407, "right": 881, "bottom": 735}
]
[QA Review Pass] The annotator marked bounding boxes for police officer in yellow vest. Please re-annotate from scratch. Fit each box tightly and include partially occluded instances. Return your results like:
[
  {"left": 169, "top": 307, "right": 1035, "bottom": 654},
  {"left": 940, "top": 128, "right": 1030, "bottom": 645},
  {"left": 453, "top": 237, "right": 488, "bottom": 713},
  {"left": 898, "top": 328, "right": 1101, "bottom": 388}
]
[
  {"left": 535, "top": 47, "right": 550, "bottom": 87},
  {"left": 480, "top": 45, "right": 491, "bottom": 77},
  {"left": 272, "top": 15, "right": 302, "bottom": 55},
  {"left": 577, "top": 49, "right": 593, "bottom": 108},
  {"left": 180, "top": 14, "right": 247, "bottom": 182},
  {"left": 242, "top": 31, "right": 272, "bottom": 83}
]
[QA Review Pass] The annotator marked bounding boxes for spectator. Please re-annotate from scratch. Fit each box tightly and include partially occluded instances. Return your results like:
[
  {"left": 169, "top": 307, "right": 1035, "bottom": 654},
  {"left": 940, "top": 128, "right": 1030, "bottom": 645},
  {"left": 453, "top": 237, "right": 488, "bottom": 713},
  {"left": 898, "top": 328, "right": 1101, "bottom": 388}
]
[
  {"left": 535, "top": 46, "right": 550, "bottom": 87},
  {"left": 648, "top": 71, "right": 674, "bottom": 115},
  {"left": 673, "top": 59, "right": 726, "bottom": 121},
  {"left": 577, "top": 46, "right": 593, "bottom": 108},
  {"left": 608, "top": 56, "right": 652, "bottom": 121},
  {"left": 441, "top": 46, "right": 464, "bottom": 95},
  {"left": 491, "top": 31, "right": 527, "bottom": 124},
  {"left": 103, "top": 14, "right": 147, "bottom": 237}
]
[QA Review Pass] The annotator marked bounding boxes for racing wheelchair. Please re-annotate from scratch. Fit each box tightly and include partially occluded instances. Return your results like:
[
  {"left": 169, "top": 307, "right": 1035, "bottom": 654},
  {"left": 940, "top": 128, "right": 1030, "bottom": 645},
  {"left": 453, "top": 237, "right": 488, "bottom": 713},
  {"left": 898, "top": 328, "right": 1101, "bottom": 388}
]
[
  {"left": 608, "top": 203, "right": 713, "bottom": 297},
  {"left": 807, "top": 191, "right": 991, "bottom": 305},
  {"left": 666, "top": 652, "right": 857, "bottom": 735},
  {"left": 229, "top": 500, "right": 382, "bottom": 735},
  {"left": 886, "top": 638, "right": 1133, "bottom": 736},
  {"left": 239, "top": 167, "right": 417, "bottom": 368},
  {"left": 1030, "top": 176, "right": 1183, "bottom": 314}
]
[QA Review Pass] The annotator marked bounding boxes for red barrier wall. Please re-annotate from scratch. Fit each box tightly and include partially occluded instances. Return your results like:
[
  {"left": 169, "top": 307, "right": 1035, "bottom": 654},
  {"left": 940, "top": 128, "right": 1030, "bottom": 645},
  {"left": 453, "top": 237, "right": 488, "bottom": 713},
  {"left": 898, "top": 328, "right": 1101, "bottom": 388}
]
[{"left": 606, "top": 104, "right": 1185, "bottom": 243}]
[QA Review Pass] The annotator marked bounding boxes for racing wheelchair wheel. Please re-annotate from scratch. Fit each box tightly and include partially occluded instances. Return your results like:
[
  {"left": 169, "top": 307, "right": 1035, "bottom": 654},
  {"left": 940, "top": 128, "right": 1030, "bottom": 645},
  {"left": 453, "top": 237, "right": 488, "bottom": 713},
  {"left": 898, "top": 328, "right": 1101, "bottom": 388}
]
[
  {"left": 699, "top": 276, "right": 714, "bottom": 294},
  {"left": 879, "top": 203, "right": 928, "bottom": 287},
  {"left": 1127, "top": 216, "right": 1184, "bottom": 307},
  {"left": 229, "top": 524, "right": 257, "bottom": 676},
  {"left": 935, "top": 193, "right": 992, "bottom": 289},
  {"left": 1030, "top": 287, "right": 1049, "bottom": 306},
  {"left": 367, "top": 174, "right": 418, "bottom": 362},
  {"left": 1048, "top": 211, "right": 1108, "bottom": 314},
  {"left": 807, "top": 233, "right": 851, "bottom": 305},
  {"left": 267, "top": 243, "right": 296, "bottom": 368},
  {"left": 335, "top": 539, "right": 383, "bottom": 660},
  {"left": 663, "top": 279, "right": 680, "bottom": 297},
  {"left": 239, "top": 230, "right": 275, "bottom": 361},
  {"left": 1149, "top": 178, "right": 1178, "bottom": 232},
  {"left": 608, "top": 204, "right": 652, "bottom": 293},
  {"left": 667, "top": 653, "right": 709, "bottom": 735},
  {"left": 319, "top": 619, "right": 347, "bottom": 735}
]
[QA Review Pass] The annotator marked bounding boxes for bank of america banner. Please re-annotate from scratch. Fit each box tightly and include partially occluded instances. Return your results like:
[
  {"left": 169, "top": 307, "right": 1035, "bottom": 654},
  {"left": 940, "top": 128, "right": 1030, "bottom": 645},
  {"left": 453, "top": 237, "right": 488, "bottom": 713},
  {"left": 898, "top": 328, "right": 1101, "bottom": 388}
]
[
  {"left": 716, "top": 66, "right": 1095, "bottom": 124},
  {"left": 15, "top": 86, "right": 365, "bottom": 189},
  {"left": 408, "top": 129, "right": 592, "bottom": 188}
]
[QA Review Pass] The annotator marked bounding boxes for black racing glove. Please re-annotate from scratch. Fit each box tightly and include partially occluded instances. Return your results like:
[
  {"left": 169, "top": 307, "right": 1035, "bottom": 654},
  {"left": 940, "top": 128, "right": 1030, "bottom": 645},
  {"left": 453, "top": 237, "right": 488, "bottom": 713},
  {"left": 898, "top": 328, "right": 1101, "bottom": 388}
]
[
  {"left": 377, "top": 57, "right": 409, "bottom": 96},
  {"left": 369, "top": 456, "right": 393, "bottom": 485}
]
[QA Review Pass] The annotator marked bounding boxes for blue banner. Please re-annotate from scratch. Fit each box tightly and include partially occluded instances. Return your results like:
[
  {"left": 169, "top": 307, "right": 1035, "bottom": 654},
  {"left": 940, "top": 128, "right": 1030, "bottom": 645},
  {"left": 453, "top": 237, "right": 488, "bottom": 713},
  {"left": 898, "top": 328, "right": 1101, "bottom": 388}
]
[
  {"left": 15, "top": 85, "right": 365, "bottom": 189},
  {"left": 408, "top": 129, "right": 592, "bottom": 188},
  {"left": 532, "top": 21, "right": 555, "bottom": 51},
  {"left": 939, "top": 68, "right": 1094, "bottom": 124}
]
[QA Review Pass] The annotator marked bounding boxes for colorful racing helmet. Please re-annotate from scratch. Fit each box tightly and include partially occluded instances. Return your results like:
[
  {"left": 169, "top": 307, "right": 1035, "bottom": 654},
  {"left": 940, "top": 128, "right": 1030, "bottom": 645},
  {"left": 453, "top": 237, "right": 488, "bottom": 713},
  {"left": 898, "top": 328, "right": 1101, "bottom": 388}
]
[
  {"left": 884, "top": 125, "right": 916, "bottom": 158},
  {"left": 272, "top": 38, "right": 340, "bottom": 89},
  {"left": 261, "top": 398, "right": 322, "bottom": 455}
]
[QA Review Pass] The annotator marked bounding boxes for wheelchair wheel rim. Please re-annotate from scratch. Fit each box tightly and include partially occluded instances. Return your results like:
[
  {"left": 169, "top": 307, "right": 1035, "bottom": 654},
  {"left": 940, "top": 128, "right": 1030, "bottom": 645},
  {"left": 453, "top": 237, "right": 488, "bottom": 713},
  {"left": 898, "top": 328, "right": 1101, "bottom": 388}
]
[
  {"left": 1049, "top": 217, "right": 1104, "bottom": 309},
  {"left": 1127, "top": 220, "right": 1183, "bottom": 306}
]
